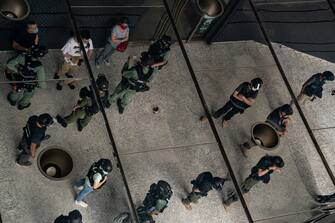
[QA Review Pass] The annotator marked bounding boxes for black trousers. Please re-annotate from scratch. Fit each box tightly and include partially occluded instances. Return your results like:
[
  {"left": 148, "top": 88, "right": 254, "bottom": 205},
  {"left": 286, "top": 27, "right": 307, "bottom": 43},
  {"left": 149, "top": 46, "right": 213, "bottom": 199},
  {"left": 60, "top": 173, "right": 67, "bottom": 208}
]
[
  {"left": 17, "top": 134, "right": 32, "bottom": 166},
  {"left": 213, "top": 100, "right": 243, "bottom": 121}
]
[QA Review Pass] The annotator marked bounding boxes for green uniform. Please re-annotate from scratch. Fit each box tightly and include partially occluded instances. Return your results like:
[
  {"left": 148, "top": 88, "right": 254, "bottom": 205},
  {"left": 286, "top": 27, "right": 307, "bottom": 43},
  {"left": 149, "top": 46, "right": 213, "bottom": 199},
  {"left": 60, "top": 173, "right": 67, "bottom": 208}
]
[
  {"left": 7, "top": 54, "right": 46, "bottom": 107},
  {"left": 64, "top": 96, "right": 93, "bottom": 128},
  {"left": 108, "top": 62, "right": 158, "bottom": 110}
]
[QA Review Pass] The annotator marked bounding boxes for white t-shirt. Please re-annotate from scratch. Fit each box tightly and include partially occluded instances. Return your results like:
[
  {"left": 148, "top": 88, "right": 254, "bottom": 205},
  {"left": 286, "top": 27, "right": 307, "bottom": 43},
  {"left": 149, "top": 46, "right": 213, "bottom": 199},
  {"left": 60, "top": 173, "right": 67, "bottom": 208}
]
[{"left": 61, "top": 37, "right": 93, "bottom": 57}]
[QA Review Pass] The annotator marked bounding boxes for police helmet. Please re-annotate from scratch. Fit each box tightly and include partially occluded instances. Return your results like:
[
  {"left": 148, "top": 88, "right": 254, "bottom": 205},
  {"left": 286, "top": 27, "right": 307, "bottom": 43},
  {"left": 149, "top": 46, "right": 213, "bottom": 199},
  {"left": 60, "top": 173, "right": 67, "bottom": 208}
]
[
  {"left": 279, "top": 104, "right": 293, "bottom": 116},
  {"left": 161, "top": 35, "right": 172, "bottom": 47},
  {"left": 251, "top": 78, "right": 263, "bottom": 91},
  {"left": 323, "top": 71, "right": 334, "bottom": 81},
  {"left": 99, "top": 159, "right": 113, "bottom": 173},
  {"left": 38, "top": 113, "right": 54, "bottom": 127},
  {"left": 140, "top": 52, "right": 155, "bottom": 66},
  {"left": 271, "top": 156, "right": 284, "bottom": 168},
  {"left": 68, "top": 209, "right": 82, "bottom": 223},
  {"left": 30, "top": 45, "right": 48, "bottom": 58},
  {"left": 212, "top": 177, "right": 225, "bottom": 191},
  {"left": 96, "top": 74, "right": 109, "bottom": 91},
  {"left": 156, "top": 180, "right": 173, "bottom": 200}
]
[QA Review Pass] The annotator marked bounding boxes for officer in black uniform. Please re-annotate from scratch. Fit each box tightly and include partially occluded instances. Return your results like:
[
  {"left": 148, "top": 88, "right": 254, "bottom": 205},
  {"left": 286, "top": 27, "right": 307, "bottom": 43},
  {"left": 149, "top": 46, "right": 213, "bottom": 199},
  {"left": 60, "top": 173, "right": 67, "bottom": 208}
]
[
  {"left": 182, "top": 172, "right": 225, "bottom": 210},
  {"left": 16, "top": 113, "right": 54, "bottom": 166},
  {"left": 54, "top": 209, "right": 82, "bottom": 223},
  {"left": 137, "top": 180, "right": 173, "bottom": 223},
  {"left": 74, "top": 159, "right": 113, "bottom": 208},
  {"left": 146, "top": 35, "right": 171, "bottom": 70}
]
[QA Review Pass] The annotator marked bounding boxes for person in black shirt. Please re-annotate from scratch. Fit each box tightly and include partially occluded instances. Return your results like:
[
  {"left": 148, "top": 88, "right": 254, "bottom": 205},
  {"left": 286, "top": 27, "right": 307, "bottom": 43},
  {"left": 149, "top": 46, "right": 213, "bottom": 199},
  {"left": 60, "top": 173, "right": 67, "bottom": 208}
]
[
  {"left": 12, "top": 21, "right": 39, "bottom": 54},
  {"left": 16, "top": 113, "right": 54, "bottom": 166},
  {"left": 182, "top": 172, "right": 225, "bottom": 210},
  {"left": 315, "top": 192, "right": 335, "bottom": 203},
  {"left": 200, "top": 78, "right": 263, "bottom": 127},
  {"left": 222, "top": 155, "right": 284, "bottom": 208},
  {"left": 294, "top": 71, "right": 334, "bottom": 105},
  {"left": 54, "top": 209, "right": 82, "bottom": 223}
]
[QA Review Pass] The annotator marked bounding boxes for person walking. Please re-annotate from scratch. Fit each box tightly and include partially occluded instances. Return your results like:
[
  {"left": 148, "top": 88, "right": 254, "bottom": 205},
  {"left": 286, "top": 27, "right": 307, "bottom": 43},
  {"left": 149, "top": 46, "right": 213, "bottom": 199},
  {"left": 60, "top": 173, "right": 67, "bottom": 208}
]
[
  {"left": 200, "top": 78, "right": 263, "bottom": 127},
  {"left": 182, "top": 171, "right": 225, "bottom": 210}
]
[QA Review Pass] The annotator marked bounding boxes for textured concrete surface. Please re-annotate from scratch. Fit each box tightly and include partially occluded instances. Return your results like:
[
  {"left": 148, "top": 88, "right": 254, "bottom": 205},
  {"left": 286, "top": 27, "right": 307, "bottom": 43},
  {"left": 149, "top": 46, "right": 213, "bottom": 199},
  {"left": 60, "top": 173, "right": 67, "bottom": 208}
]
[{"left": 0, "top": 40, "right": 334, "bottom": 223}]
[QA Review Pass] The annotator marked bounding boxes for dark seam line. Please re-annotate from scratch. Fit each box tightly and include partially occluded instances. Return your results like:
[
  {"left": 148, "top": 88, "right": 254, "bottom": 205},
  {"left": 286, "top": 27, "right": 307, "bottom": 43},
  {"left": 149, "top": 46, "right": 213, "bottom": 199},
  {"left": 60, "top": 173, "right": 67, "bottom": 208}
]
[
  {"left": 64, "top": 1, "right": 140, "bottom": 222},
  {"left": 162, "top": 0, "right": 254, "bottom": 222},
  {"left": 274, "top": 41, "right": 335, "bottom": 45},
  {"left": 248, "top": 0, "right": 335, "bottom": 186},
  {"left": 236, "top": 8, "right": 331, "bottom": 12},
  {"left": 228, "top": 19, "right": 335, "bottom": 24},
  {"left": 312, "top": 126, "right": 335, "bottom": 131}
]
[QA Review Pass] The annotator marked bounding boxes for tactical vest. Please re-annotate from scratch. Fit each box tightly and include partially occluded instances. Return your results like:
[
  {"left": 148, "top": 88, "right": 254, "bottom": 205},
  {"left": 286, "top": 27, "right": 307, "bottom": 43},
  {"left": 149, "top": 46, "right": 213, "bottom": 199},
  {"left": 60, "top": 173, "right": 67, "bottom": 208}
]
[
  {"left": 86, "top": 162, "right": 108, "bottom": 187},
  {"left": 135, "top": 64, "right": 154, "bottom": 83},
  {"left": 148, "top": 41, "right": 169, "bottom": 62},
  {"left": 16, "top": 55, "right": 39, "bottom": 90}
]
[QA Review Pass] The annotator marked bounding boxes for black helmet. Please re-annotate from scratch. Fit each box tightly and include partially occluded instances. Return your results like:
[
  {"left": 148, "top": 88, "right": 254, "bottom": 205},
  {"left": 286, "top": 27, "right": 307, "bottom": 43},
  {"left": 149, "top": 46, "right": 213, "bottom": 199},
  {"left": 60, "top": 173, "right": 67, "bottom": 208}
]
[
  {"left": 271, "top": 156, "right": 284, "bottom": 168},
  {"left": 38, "top": 113, "right": 54, "bottom": 127},
  {"left": 68, "top": 210, "right": 82, "bottom": 223},
  {"left": 251, "top": 78, "right": 263, "bottom": 91},
  {"left": 212, "top": 177, "right": 225, "bottom": 191},
  {"left": 96, "top": 74, "right": 109, "bottom": 91},
  {"left": 323, "top": 71, "right": 334, "bottom": 81},
  {"left": 30, "top": 45, "right": 48, "bottom": 58},
  {"left": 99, "top": 159, "right": 113, "bottom": 173},
  {"left": 161, "top": 35, "right": 172, "bottom": 47},
  {"left": 279, "top": 104, "right": 293, "bottom": 116},
  {"left": 140, "top": 52, "right": 155, "bottom": 66},
  {"left": 156, "top": 180, "right": 173, "bottom": 200}
]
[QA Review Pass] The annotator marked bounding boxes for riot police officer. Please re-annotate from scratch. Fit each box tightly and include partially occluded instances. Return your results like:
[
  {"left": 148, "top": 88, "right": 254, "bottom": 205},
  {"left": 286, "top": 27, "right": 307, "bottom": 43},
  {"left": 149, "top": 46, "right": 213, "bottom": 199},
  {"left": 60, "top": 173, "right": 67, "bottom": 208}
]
[
  {"left": 56, "top": 74, "right": 110, "bottom": 131},
  {"left": 74, "top": 159, "right": 113, "bottom": 208},
  {"left": 54, "top": 209, "right": 83, "bottom": 223},
  {"left": 146, "top": 35, "right": 171, "bottom": 70},
  {"left": 108, "top": 53, "right": 158, "bottom": 114},
  {"left": 6, "top": 45, "right": 48, "bottom": 110}
]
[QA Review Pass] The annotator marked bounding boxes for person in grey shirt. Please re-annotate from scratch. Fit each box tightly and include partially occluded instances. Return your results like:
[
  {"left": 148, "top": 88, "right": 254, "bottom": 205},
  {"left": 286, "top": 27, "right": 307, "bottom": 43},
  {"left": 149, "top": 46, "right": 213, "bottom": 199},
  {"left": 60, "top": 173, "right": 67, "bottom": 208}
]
[{"left": 95, "top": 17, "right": 129, "bottom": 68}]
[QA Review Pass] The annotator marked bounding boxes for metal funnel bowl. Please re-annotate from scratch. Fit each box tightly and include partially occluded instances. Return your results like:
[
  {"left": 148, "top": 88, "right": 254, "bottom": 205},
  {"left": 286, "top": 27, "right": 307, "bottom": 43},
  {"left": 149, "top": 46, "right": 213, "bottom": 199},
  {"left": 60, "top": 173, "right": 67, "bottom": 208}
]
[
  {"left": 251, "top": 122, "right": 280, "bottom": 151},
  {"left": 0, "top": 0, "right": 30, "bottom": 21},
  {"left": 197, "top": 0, "right": 224, "bottom": 17},
  {"left": 37, "top": 147, "right": 73, "bottom": 181}
]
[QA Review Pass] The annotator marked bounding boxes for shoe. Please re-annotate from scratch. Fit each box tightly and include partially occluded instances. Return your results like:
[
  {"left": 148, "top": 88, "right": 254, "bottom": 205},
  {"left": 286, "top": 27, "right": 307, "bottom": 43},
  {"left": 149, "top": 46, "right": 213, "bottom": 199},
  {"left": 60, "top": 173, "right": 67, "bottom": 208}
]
[
  {"left": 182, "top": 199, "right": 192, "bottom": 210},
  {"left": 222, "top": 119, "right": 228, "bottom": 128},
  {"left": 104, "top": 59, "right": 110, "bottom": 66},
  {"left": 18, "top": 103, "right": 31, "bottom": 110},
  {"left": 56, "top": 115, "right": 67, "bottom": 127},
  {"left": 77, "top": 120, "right": 83, "bottom": 132},
  {"left": 7, "top": 94, "right": 16, "bottom": 106},
  {"left": 56, "top": 83, "right": 63, "bottom": 91},
  {"left": 239, "top": 144, "right": 248, "bottom": 158},
  {"left": 53, "top": 73, "right": 60, "bottom": 79},
  {"left": 199, "top": 115, "right": 208, "bottom": 122},
  {"left": 68, "top": 83, "right": 76, "bottom": 90},
  {"left": 117, "top": 99, "right": 124, "bottom": 114},
  {"left": 75, "top": 200, "right": 88, "bottom": 208},
  {"left": 222, "top": 200, "right": 229, "bottom": 211}
]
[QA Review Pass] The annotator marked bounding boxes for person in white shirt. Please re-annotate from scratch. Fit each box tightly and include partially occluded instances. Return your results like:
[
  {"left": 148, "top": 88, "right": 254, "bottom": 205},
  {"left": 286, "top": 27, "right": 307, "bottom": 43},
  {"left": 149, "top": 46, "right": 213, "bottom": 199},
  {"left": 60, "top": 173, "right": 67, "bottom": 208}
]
[{"left": 54, "top": 30, "right": 93, "bottom": 90}]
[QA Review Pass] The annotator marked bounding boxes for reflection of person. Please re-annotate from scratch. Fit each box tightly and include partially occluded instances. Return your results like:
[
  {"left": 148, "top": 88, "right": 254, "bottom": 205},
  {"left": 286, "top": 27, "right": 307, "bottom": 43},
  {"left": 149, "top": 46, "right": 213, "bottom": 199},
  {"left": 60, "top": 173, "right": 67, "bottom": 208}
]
[
  {"left": 316, "top": 192, "right": 335, "bottom": 203},
  {"left": 240, "top": 104, "right": 293, "bottom": 157},
  {"left": 95, "top": 17, "right": 129, "bottom": 68},
  {"left": 108, "top": 53, "right": 157, "bottom": 114},
  {"left": 223, "top": 155, "right": 284, "bottom": 208},
  {"left": 182, "top": 172, "right": 225, "bottom": 210},
  {"left": 6, "top": 45, "right": 47, "bottom": 110},
  {"left": 54, "top": 209, "right": 82, "bottom": 223},
  {"left": 12, "top": 21, "right": 39, "bottom": 53},
  {"left": 16, "top": 114, "right": 54, "bottom": 166},
  {"left": 293, "top": 71, "right": 334, "bottom": 105},
  {"left": 74, "top": 159, "right": 112, "bottom": 208},
  {"left": 200, "top": 78, "right": 263, "bottom": 127},
  {"left": 54, "top": 30, "right": 93, "bottom": 90},
  {"left": 56, "top": 74, "right": 110, "bottom": 132}
]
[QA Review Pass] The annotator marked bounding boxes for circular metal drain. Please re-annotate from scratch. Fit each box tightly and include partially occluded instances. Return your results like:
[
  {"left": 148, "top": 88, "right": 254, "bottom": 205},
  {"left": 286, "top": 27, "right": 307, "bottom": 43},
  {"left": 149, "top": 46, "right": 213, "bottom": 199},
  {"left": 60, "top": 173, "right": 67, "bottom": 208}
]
[
  {"left": 0, "top": 0, "right": 30, "bottom": 21},
  {"left": 37, "top": 147, "right": 73, "bottom": 181}
]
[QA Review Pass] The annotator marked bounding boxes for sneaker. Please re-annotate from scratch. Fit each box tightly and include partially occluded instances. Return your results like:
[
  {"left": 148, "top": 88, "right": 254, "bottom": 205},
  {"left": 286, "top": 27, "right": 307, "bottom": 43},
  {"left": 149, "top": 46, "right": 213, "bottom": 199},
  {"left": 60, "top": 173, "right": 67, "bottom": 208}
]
[
  {"left": 56, "top": 115, "right": 67, "bottom": 128},
  {"left": 199, "top": 115, "right": 208, "bottom": 122},
  {"left": 68, "top": 83, "right": 76, "bottom": 90},
  {"left": 73, "top": 185, "right": 84, "bottom": 191},
  {"left": 18, "top": 103, "right": 31, "bottom": 110},
  {"left": 75, "top": 200, "right": 88, "bottom": 208},
  {"left": 56, "top": 83, "right": 63, "bottom": 91},
  {"left": 182, "top": 199, "right": 192, "bottom": 210},
  {"left": 222, "top": 200, "right": 229, "bottom": 211},
  {"left": 117, "top": 99, "right": 124, "bottom": 114},
  {"left": 77, "top": 120, "right": 83, "bottom": 132}
]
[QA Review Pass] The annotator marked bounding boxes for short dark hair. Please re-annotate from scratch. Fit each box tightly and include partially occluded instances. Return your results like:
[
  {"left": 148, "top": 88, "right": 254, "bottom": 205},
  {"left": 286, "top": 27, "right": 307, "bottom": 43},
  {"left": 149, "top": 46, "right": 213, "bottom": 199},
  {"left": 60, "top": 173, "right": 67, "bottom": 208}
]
[
  {"left": 26, "top": 20, "right": 36, "bottom": 27},
  {"left": 119, "top": 17, "right": 129, "bottom": 25},
  {"left": 272, "top": 156, "right": 284, "bottom": 168},
  {"left": 69, "top": 209, "right": 82, "bottom": 222},
  {"left": 80, "top": 29, "right": 91, "bottom": 39}
]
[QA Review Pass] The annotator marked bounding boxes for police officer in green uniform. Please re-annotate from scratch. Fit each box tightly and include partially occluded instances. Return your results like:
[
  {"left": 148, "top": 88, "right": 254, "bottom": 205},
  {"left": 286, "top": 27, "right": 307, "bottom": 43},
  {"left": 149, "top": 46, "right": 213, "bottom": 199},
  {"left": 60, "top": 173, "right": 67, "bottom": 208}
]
[
  {"left": 108, "top": 53, "right": 158, "bottom": 114},
  {"left": 147, "top": 35, "right": 171, "bottom": 70},
  {"left": 6, "top": 45, "right": 47, "bottom": 110},
  {"left": 56, "top": 74, "right": 110, "bottom": 131}
]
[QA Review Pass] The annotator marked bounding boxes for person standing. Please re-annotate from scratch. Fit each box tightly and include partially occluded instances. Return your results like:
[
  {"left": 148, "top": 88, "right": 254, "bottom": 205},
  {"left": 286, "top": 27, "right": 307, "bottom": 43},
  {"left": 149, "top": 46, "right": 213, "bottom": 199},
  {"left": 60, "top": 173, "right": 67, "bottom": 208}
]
[
  {"left": 54, "top": 209, "right": 82, "bottom": 223},
  {"left": 95, "top": 17, "right": 129, "bottom": 68},
  {"left": 294, "top": 71, "right": 334, "bottom": 105},
  {"left": 12, "top": 21, "right": 39, "bottom": 54},
  {"left": 74, "top": 159, "right": 113, "bottom": 208},
  {"left": 182, "top": 171, "right": 225, "bottom": 210},
  {"left": 54, "top": 30, "right": 93, "bottom": 90},
  {"left": 108, "top": 53, "right": 157, "bottom": 114},
  {"left": 56, "top": 74, "right": 110, "bottom": 131},
  {"left": 200, "top": 78, "right": 263, "bottom": 127},
  {"left": 222, "top": 155, "right": 284, "bottom": 208},
  {"left": 6, "top": 45, "right": 48, "bottom": 110},
  {"left": 16, "top": 113, "right": 54, "bottom": 166}
]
